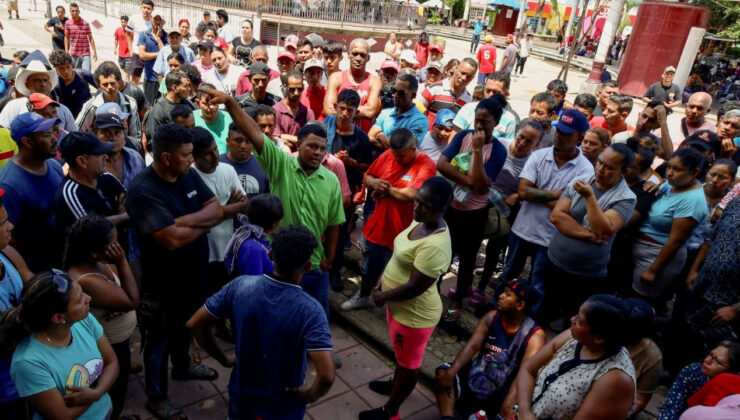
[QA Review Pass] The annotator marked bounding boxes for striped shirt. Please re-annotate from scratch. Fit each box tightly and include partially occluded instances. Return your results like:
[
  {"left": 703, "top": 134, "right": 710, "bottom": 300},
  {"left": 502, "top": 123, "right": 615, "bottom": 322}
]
[
  {"left": 417, "top": 78, "right": 472, "bottom": 130},
  {"left": 64, "top": 18, "right": 92, "bottom": 57}
]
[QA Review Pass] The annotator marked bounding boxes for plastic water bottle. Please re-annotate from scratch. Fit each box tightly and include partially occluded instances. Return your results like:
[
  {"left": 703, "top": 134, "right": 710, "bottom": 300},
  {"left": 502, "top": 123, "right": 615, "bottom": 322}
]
[
  {"left": 488, "top": 188, "right": 511, "bottom": 217},
  {"left": 468, "top": 410, "right": 488, "bottom": 420}
]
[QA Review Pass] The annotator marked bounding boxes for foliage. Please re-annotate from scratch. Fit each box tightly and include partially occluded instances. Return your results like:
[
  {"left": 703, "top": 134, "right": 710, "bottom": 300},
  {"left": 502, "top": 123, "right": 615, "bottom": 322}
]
[
  {"left": 447, "top": 0, "right": 465, "bottom": 20},
  {"left": 688, "top": 0, "right": 740, "bottom": 40}
]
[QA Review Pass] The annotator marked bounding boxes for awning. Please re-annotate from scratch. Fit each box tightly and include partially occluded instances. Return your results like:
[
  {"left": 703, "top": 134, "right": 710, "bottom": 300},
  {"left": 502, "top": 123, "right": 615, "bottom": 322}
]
[
  {"left": 705, "top": 32, "right": 737, "bottom": 42},
  {"left": 488, "top": 0, "right": 528, "bottom": 11},
  {"left": 525, "top": 1, "right": 553, "bottom": 18}
]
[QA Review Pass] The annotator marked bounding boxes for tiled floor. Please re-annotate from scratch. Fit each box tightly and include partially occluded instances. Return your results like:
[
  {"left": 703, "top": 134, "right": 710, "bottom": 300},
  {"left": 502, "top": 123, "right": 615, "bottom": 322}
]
[{"left": 120, "top": 324, "right": 438, "bottom": 420}]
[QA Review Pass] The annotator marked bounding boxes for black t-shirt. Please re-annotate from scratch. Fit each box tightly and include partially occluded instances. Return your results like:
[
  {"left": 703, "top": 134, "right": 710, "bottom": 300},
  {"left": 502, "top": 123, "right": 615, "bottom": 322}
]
[
  {"left": 122, "top": 82, "right": 149, "bottom": 111},
  {"left": 236, "top": 92, "right": 278, "bottom": 117},
  {"left": 47, "top": 17, "right": 68, "bottom": 49},
  {"left": 54, "top": 70, "right": 96, "bottom": 118},
  {"left": 331, "top": 127, "right": 372, "bottom": 191},
  {"left": 231, "top": 37, "right": 261, "bottom": 67},
  {"left": 644, "top": 82, "right": 681, "bottom": 104},
  {"left": 126, "top": 166, "right": 214, "bottom": 308},
  {"left": 53, "top": 173, "right": 126, "bottom": 234}
]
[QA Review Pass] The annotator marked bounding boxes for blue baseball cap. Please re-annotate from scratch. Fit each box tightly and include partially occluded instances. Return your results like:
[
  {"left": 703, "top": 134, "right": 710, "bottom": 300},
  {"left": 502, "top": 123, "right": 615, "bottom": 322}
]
[
  {"left": 434, "top": 109, "right": 456, "bottom": 127},
  {"left": 10, "top": 112, "right": 61, "bottom": 143},
  {"left": 94, "top": 102, "right": 129, "bottom": 130},
  {"left": 96, "top": 102, "right": 130, "bottom": 120},
  {"left": 554, "top": 109, "right": 590, "bottom": 134}
]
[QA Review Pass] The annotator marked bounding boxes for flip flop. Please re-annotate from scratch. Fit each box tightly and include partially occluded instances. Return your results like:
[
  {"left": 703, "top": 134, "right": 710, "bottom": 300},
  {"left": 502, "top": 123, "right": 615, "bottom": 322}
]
[
  {"left": 145, "top": 399, "right": 187, "bottom": 420},
  {"left": 172, "top": 364, "right": 219, "bottom": 381}
]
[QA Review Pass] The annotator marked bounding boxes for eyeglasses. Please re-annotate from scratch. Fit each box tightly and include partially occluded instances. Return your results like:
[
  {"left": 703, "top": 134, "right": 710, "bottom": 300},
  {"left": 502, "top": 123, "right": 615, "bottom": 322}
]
[
  {"left": 390, "top": 87, "right": 407, "bottom": 97},
  {"left": 51, "top": 268, "right": 70, "bottom": 294},
  {"left": 288, "top": 87, "right": 304, "bottom": 93},
  {"left": 706, "top": 352, "right": 728, "bottom": 368}
]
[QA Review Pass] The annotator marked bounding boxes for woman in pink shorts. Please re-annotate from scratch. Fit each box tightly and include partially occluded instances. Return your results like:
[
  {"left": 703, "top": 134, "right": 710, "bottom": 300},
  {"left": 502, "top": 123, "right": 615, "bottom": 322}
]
[{"left": 360, "top": 177, "right": 454, "bottom": 420}]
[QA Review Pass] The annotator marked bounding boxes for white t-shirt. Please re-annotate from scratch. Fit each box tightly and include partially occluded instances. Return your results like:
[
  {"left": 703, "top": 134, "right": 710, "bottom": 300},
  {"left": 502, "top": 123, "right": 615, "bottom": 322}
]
[
  {"left": 127, "top": 15, "right": 151, "bottom": 40},
  {"left": 519, "top": 39, "right": 532, "bottom": 58},
  {"left": 204, "top": 64, "right": 245, "bottom": 96},
  {"left": 0, "top": 98, "right": 78, "bottom": 131},
  {"left": 193, "top": 164, "right": 245, "bottom": 262},
  {"left": 218, "top": 26, "right": 235, "bottom": 43},
  {"left": 418, "top": 131, "right": 447, "bottom": 164}
]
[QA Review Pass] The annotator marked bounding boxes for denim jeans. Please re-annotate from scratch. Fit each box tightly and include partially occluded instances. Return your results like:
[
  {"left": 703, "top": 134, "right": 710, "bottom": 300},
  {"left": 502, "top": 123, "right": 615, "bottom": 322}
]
[
  {"left": 72, "top": 54, "right": 91, "bottom": 72},
  {"left": 499, "top": 233, "right": 549, "bottom": 313},
  {"left": 301, "top": 269, "right": 329, "bottom": 318},
  {"left": 477, "top": 72, "right": 490, "bottom": 84},
  {"left": 359, "top": 235, "right": 393, "bottom": 297},
  {"left": 470, "top": 34, "right": 481, "bottom": 52},
  {"left": 144, "top": 312, "right": 191, "bottom": 400}
]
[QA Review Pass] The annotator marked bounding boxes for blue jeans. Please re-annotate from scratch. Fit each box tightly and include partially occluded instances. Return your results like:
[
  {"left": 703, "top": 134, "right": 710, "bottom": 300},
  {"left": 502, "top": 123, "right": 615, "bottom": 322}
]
[
  {"left": 143, "top": 314, "right": 191, "bottom": 400},
  {"left": 471, "top": 34, "right": 481, "bottom": 52},
  {"left": 359, "top": 235, "right": 393, "bottom": 297},
  {"left": 477, "top": 72, "right": 490, "bottom": 84},
  {"left": 301, "top": 269, "right": 329, "bottom": 318},
  {"left": 72, "top": 54, "right": 91, "bottom": 72},
  {"left": 499, "top": 233, "right": 549, "bottom": 313}
]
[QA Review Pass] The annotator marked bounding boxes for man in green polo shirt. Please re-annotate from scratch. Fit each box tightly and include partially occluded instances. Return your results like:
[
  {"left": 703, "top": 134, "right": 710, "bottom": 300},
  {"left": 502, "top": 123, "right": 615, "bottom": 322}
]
[{"left": 196, "top": 86, "right": 345, "bottom": 320}]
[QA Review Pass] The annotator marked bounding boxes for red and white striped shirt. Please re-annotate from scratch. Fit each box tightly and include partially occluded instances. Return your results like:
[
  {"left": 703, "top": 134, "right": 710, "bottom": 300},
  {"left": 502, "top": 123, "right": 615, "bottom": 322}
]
[
  {"left": 64, "top": 18, "right": 92, "bottom": 57},
  {"left": 417, "top": 78, "right": 472, "bottom": 130}
]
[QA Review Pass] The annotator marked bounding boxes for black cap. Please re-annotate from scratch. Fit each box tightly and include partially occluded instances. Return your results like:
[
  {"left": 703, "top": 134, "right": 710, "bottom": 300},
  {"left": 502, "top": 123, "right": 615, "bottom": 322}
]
[
  {"left": 685, "top": 129, "right": 721, "bottom": 155},
  {"left": 495, "top": 278, "right": 541, "bottom": 312},
  {"left": 249, "top": 61, "right": 270, "bottom": 76},
  {"left": 198, "top": 40, "right": 214, "bottom": 51},
  {"left": 60, "top": 131, "right": 116, "bottom": 162}
]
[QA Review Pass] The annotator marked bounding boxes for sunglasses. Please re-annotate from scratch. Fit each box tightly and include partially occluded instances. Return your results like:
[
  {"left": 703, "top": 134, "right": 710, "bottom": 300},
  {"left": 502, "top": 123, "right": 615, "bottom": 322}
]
[
  {"left": 51, "top": 268, "right": 71, "bottom": 294},
  {"left": 390, "top": 87, "right": 407, "bottom": 97},
  {"left": 288, "top": 87, "right": 304, "bottom": 93}
]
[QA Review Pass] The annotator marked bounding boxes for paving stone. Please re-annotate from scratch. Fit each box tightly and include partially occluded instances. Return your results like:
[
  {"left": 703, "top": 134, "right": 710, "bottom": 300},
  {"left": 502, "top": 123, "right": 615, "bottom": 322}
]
[
  {"left": 404, "top": 405, "right": 441, "bottom": 420},
  {"left": 119, "top": 376, "right": 153, "bottom": 420},
  {"left": 169, "top": 376, "right": 220, "bottom": 407},
  {"left": 331, "top": 324, "right": 361, "bottom": 352},
  {"left": 335, "top": 345, "right": 394, "bottom": 388},
  {"left": 355, "top": 378, "right": 433, "bottom": 417},
  {"left": 308, "top": 390, "right": 372, "bottom": 419},
  {"left": 181, "top": 395, "right": 229, "bottom": 420}
]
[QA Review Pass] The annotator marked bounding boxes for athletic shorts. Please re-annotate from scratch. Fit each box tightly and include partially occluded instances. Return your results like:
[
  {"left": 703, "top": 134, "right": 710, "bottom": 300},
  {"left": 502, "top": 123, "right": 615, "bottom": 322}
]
[
  {"left": 130, "top": 54, "right": 145, "bottom": 77},
  {"left": 386, "top": 308, "right": 435, "bottom": 370}
]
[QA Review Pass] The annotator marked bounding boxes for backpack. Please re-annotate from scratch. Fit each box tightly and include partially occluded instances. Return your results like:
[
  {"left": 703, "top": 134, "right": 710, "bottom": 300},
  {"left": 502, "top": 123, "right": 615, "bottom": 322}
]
[{"left": 467, "top": 316, "right": 537, "bottom": 400}]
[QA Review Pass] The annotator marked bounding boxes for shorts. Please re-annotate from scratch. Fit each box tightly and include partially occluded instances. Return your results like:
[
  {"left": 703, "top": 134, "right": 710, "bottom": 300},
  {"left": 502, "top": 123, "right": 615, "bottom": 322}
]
[
  {"left": 130, "top": 54, "right": 145, "bottom": 77},
  {"left": 118, "top": 57, "right": 132, "bottom": 70},
  {"left": 386, "top": 308, "right": 435, "bottom": 370},
  {"left": 6, "top": 0, "right": 18, "bottom": 12}
]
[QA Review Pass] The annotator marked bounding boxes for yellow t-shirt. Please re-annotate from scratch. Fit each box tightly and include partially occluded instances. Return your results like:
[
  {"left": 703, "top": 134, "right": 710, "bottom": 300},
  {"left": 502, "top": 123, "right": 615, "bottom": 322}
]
[
  {"left": 382, "top": 220, "right": 452, "bottom": 328},
  {"left": 0, "top": 128, "right": 18, "bottom": 170}
]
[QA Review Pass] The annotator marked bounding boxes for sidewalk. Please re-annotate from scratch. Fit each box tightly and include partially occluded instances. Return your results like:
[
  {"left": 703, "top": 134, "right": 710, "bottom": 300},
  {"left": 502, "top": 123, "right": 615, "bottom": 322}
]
[{"left": 120, "top": 324, "right": 439, "bottom": 420}]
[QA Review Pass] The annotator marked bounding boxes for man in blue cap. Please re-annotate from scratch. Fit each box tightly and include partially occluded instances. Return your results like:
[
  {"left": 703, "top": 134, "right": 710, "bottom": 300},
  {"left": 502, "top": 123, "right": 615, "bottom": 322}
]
[
  {"left": 419, "top": 108, "right": 455, "bottom": 163},
  {"left": 499, "top": 109, "right": 594, "bottom": 313},
  {"left": 0, "top": 112, "right": 65, "bottom": 271},
  {"left": 53, "top": 131, "right": 127, "bottom": 234}
]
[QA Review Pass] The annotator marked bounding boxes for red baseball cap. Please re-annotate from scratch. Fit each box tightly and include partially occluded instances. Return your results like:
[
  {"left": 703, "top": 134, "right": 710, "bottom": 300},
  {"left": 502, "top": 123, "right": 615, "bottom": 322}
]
[
  {"left": 430, "top": 44, "right": 444, "bottom": 54},
  {"left": 277, "top": 51, "right": 296, "bottom": 63},
  {"left": 28, "top": 93, "right": 59, "bottom": 110},
  {"left": 380, "top": 60, "right": 399, "bottom": 72}
]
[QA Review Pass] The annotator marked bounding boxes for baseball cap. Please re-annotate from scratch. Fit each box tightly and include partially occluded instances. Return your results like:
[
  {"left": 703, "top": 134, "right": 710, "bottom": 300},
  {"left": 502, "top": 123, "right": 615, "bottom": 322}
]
[
  {"left": 554, "top": 109, "right": 590, "bottom": 134},
  {"left": 197, "top": 40, "right": 214, "bottom": 51},
  {"left": 167, "top": 30, "right": 181, "bottom": 38},
  {"left": 430, "top": 44, "right": 444, "bottom": 54},
  {"left": 96, "top": 102, "right": 130, "bottom": 120},
  {"left": 277, "top": 51, "right": 296, "bottom": 63},
  {"left": 249, "top": 61, "right": 270, "bottom": 76},
  {"left": 506, "top": 34, "right": 514, "bottom": 40},
  {"left": 28, "top": 93, "right": 59, "bottom": 110},
  {"left": 427, "top": 61, "right": 443, "bottom": 73},
  {"left": 306, "top": 33, "right": 324, "bottom": 49},
  {"left": 499, "top": 278, "right": 541, "bottom": 311},
  {"left": 284, "top": 34, "right": 299, "bottom": 49},
  {"left": 686, "top": 130, "right": 721, "bottom": 155},
  {"left": 303, "top": 58, "right": 324, "bottom": 71},
  {"left": 484, "top": 35, "right": 493, "bottom": 43},
  {"left": 10, "top": 112, "right": 61, "bottom": 143},
  {"left": 664, "top": 66, "right": 676, "bottom": 73},
  {"left": 399, "top": 49, "right": 418, "bottom": 66},
  {"left": 380, "top": 60, "right": 399, "bottom": 72},
  {"left": 434, "top": 109, "right": 455, "bottom": 127},
  {"left": 60, "top": 131, "right": 116, "bottom": 162}
]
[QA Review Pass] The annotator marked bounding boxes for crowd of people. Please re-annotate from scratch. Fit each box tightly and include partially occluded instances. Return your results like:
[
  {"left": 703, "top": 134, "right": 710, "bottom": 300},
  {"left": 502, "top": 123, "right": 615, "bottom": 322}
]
[{"left": 0, "top": 1, "right": 739, "bottom": 420}]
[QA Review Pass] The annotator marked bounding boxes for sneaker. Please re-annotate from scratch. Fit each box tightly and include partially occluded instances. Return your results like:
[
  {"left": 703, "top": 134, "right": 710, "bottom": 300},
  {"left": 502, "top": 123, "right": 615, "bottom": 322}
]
[
  {"left": 330, "top": 272, "right": 344, "bottom": 292},
  {"left": 468, "top": 289, "right": 487, "bottom": 307},
  {"left": 359, "top": 406, "right": 400, "bottom": 420},
  {"left": 368, "top": 379, "right": 393, "bottom": 395},
  {"left": 340, "top": 291, "right": 372, "bottom": 311}
]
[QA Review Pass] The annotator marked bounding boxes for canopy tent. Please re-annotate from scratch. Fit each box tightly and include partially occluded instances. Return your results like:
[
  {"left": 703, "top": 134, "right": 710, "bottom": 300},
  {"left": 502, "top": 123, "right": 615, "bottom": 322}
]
[
  {"left": 705, "top": 32, "right": 737, "bottom": 43},
  {"left": 487, "top": 0, "right": 529, "bottom": 10},
  {"left": 422, "top": 0, "right": 444, "bottom": 8}
]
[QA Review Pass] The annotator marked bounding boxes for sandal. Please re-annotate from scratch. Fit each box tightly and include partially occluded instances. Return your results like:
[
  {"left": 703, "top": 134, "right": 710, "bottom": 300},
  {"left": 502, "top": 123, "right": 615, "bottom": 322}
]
[
  {"left": 145, "top": 399, "right": 187, "bottom": 420},
  {"left": 172, "top": 364, "right": 219, "bottom": 381},
  {"left": 442, "top": 307, "right": 462, "bottom": 322}
]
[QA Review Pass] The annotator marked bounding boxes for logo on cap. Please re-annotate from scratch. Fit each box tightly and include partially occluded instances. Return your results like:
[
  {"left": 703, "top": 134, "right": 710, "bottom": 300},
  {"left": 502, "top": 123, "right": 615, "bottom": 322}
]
[{"left": 560, "top": 115, "right": 573, "bottom": 125}]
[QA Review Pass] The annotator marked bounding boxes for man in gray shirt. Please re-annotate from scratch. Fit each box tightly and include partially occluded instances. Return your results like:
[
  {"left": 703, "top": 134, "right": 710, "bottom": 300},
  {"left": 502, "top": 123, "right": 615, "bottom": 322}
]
[{"left": 499, "top": 34, "right": 518, "bottom": 74}]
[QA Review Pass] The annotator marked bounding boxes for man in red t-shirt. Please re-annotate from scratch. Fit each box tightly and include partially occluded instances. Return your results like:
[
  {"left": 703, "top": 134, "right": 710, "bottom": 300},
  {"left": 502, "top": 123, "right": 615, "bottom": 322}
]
[
  {"left": 300, "top": 58, "right": 326, "bottom": 121},
  {"left": 476, "top": 35, "right": 497, "bottom": 84},
  {"left": 340, "top": 128, "right": 436, "bottom": 311},
  {"left": 113, "top": 16, "right": 133, "bottom": 80}
]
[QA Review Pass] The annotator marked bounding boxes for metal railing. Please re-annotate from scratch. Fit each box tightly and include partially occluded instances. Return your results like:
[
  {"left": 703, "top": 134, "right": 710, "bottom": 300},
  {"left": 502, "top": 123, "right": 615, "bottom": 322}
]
[{"left": 76, "top": 0, "right": 426, "bottom": 33}]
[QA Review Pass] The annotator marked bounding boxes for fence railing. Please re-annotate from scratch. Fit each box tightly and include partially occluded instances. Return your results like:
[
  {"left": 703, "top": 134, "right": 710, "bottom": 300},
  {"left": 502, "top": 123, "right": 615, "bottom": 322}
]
[{"left": 76, "top": 0, "right": 426, "bottom": 33}]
